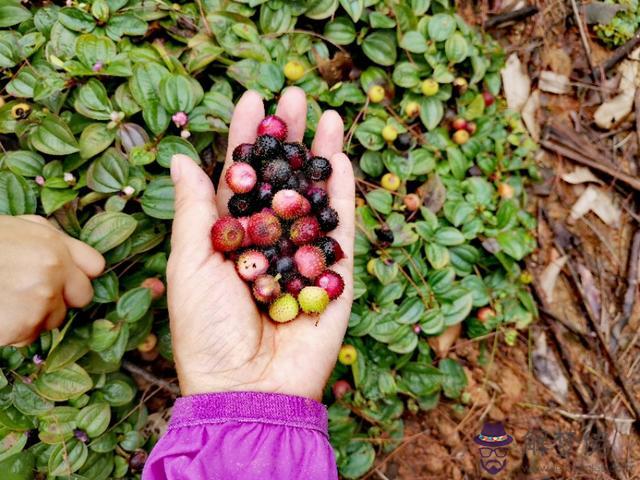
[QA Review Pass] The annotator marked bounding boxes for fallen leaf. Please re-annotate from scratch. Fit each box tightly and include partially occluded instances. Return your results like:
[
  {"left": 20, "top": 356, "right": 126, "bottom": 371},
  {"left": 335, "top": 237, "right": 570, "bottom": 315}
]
[
  {"left": 522, "top": 89, "right": 540, "bottom": 141},
  {"left": 501, "top": 53, "right": 531, "bottom": 112},
  {"left": 561, "top": 167, "right": 603, "bottom": 185},
  {"left": 417, "top": 174, "right": 446, "bottom": 213},
  {"left": 541, "top": 47, "right": 573, "bottom": 76},
  {"left": 584, "top": 1, "right": 627, "bottom": 24},
  {"left": 539, "top": 71, "right": 571, "bottom": 94},
  {"left": 427, "top": 323, "right": 461, "bottom": 357},
  {"left": 312, "top": 50, "right": 353, "bottom": 87},
  {"left": 594, "top": 58, "right": 638, "bottom": 129},
  {"left": 540, "top": 254, "right": 568, "bottom": 303},
  {"left": 577, "top": 263, "right": 601, "bottom": 317},
  {"left": 570, "top": 185, "right": 621, "bottom": 226},
  {"left": 533, "top": 330, "right": 568, "bottom": 403}
]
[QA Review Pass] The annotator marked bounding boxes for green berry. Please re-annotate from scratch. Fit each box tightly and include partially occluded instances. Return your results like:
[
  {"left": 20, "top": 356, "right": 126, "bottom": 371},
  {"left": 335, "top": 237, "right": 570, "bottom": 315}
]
[
  {"left": 298, "top": 286, "right": 329, "bottom": 314},
  {"left": 269, "top": 294, "right": 299, "bottom": 323}
]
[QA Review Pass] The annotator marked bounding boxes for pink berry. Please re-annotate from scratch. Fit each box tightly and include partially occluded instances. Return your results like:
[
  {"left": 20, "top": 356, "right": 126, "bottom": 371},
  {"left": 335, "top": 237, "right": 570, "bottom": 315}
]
[
  {"left": 272, "top": 189, "right": 311, "bottom": 220},
  {"left": 332, "top": 380, "right": 352, "bottom": 399},
  {"left": 225, "top": 162, "right": 257, "bottom": 194},
  {"left": 211, "top": 216, "right": 245, "bottom": 252},
  {"left": 247, "top": 211, "right": 282, "bottom": 246},
  {"left": 284, "top": 273, "right": 306, "bottom": 296},
  {"left": 294, "top": 245, "right": 326, "bottom": 279},
  {"left": 252, "top": 274, "right": 281, "bottom": 303},
  {"left": 236, "top": 250, "right": 269, "bottom": 281},
  {"left": 314, "top": 270, "right": 344, "bottom": 300},
  {"left": 238, "top": 217, "right": 252, "bottom": 247},
  {"left": 140, "top": 277, "right": 165, "bottom": 300},
  {"left": 290, "top": 216, "right": 320, "bottom": 245},
  {"left": 257, "top": 115, "right": 287, "bottom": 141}
]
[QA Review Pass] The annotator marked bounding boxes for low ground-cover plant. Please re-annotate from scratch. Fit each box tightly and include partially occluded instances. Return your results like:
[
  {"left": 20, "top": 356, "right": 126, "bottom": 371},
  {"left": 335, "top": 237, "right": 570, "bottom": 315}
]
[{"left": 0, "top": 0, "right": 537, "bottom": 477}]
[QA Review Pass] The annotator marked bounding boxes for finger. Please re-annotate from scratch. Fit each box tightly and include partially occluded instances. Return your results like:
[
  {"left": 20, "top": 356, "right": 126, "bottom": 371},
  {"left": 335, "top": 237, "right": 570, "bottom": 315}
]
[
  {"left": 170, "top": 153, "right": 219, "bottom": 265},
  {"left": 311, "top": 110, "right": 344, "bottom": 159},
  {"left": 43, "top": 297, "right": 67, "bottom": 331},
  {"left": 217, "top": 91, "right": 265, "bottom": 215},
  {"left": 63, "top": 265, "right": 94, "bottom": 308},
  {"left": 19, "top": 214, "right": 105, "bottom": 277},
  {"left": 275, "top": 87, "right": 307, "bottom": 142},
  {"left": 325, "top": 153, "right": 355, "bottom": 269}
]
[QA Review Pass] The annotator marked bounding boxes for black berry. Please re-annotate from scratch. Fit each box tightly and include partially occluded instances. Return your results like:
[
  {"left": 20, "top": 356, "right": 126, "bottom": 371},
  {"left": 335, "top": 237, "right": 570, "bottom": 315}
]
[
  {"left": 283, "top": 142, "right": 308, "bottom": 170},
  {"left": 394, "top": 132, "right": 412, "bottom": 151},
  {"left": 294, "top": 172, "right": 310, "bottom": 194},
  {"left": 261, "top": 159, "right": 292, "bottom": 188},
  {"left": 304, "top": 156, "right": 332, "bottom": 181},
  {"left": 375, "top": 227, "right": 394, "bottom": 247},
  {"left": 129, "top": 450, "right": 148, "bottom": 472},
  {"left": 262, "top": 245, "right": 279, "bottom": 262},
  {"left": 284, "top": 174, "right": 300, "bottom": 191},
  {"left": 277, "top": 238, "right": 296, "bottom": 256},
  {"left": 306, "top": 187, "right": 328, "bottom": 211},
  {"left": 256, "top": 182, "right": 273, "bottom": 207},
  {"left": 228, "top": 193, "right": 255, "bottom": 217},
  {"left": 275, "top": 256, "right": 294, "bottom": 275},
  {"left": 252, "top": 135, "right": 283, "bottom": 162},
  {"left": 315, "top": 236, "right": 344, "bottom": 265},
  {"left": 232, "top": 143, "right": 254, "bottom": 163},
  {"left": 318, "top": 207, "right": 339, "bottom": 232}
]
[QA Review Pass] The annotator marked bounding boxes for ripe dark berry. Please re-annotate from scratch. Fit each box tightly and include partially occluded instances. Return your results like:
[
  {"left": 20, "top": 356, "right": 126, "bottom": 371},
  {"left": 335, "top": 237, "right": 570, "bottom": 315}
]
[
  {"left": 284, "top": 175, "right": 299, "bottom": 191},
  {"left": 283, "top": 142, "right": 308, "bottom": 170},
  {"left": 253, "top": 135, "right": 283, "bottom": 162},
  {"left": 284, "top": 273, "right": 307, "bottom": 296},
  {"left": 261, "top": 159, "right": 292, "bottom": 188},
  {"left": 228, "top": 193, "right": 255, "bottom": 217},
  {"left": 375, "top": 227, "right": 394, "bottom": 247},
  {"left": 129, "top": 450, "right": 148, "bottom": 472},
  {"left": 294, "top": 172, "right": 310, "bottom": 194},
  {"left": 258, "top": 115, "right": 288, "bottom": 141},
  {"left": 275, "top": 256, "right": 294, "bottom": 275},
  {"left": 306, "top": 187, "right": 328, "bottom": 211},
  {"left": 318, "top": 206, "right": 339, "bottom": 232},
  {"left": 256, "top": 182, "right": 273, "bottom": 207},
  {"left": 393, "top": 132, "right": 412, "bottom": 151},
  {"left": 262, "top": 245, "right": 279, "bottom": 263},
  {"left": 304, "top": 156, "right": 332, "bottom": 182},
  {"left": 316, "top": 236, "right": 344, "bottom": 265},
  {"left": 277, "top": 238, "right": 296, "bottom": 256},
  {"left": 232, "top": 143, "right": 254, "bottom": 163}
]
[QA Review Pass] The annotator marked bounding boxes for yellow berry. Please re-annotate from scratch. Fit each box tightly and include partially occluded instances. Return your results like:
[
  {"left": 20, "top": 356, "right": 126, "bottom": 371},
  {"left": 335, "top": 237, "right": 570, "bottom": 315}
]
[
  {"left": 421, "top": 79, "right": 439, "bottom": 96},
  {"left": 403, "top": 193, "right": 421, "bottom": 211},
  {"left": 498, "top": 182, "right": 514, "bottom": 199},
  {"left": 356, "top": 197, "right": 366, "bottom": 208},
  {"left": 10, "top": 103, "right": 31, "bottom": 120},
  {"left": 338, "top": 345, "right": 357, "bottom": 365},
  {"left": 381, "top": 125, "right": 398, "bottom": 142},
  {"left": 368, "top": 85, "right": 385, "bottom": 103},
  {"left": 453, "top": 77, "right": 468, "bottom": 94},
  {"left": 381, "top": 172, "right": 401, "bottom": 191},
  {"left": 0, "top": 97, "right": 5, "bottom": 108},
  {"left": 405, "top": 101, "right": 420, "bottom": 117},
  {"left": 452, "top": 129, "right": 469, "bottom": 145},
  {"left": 366, "top": 259, "right": 376, "bottom": 276},
  {"left": 519, "top": 271, "right": 533, "bottom": 284},
  {"left": 284, "top": 60, "right": 305, "bottom": 81},
  {"left": 137, "top": 333, "right": 157, "bottom": 353}
]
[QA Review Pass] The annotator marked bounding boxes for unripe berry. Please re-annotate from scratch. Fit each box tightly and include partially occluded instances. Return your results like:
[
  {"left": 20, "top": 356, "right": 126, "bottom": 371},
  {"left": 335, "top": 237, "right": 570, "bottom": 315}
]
[
  {"left": 403, "top": 193, "right": 421, "bottom": 211},
  {"left": 453, "top": 77, "right": 468, "bottom": 94},
  {"left": 421, "top": 79, "right": 439, "bottom": 96},
  {"left": 382, "top": 125, "right": 398, "bottom": 142},
  {"left": 498, "top": 182, "right": 514, "bottom": 199},
  {"left": 284, "top": 60, "right": 305, "bottom": 81},
  {"left": 338, "top": 344, "right": 357, "bottom": 365},
  {"left": 140, "top": 278, "right": 165, "bottom": 300},
  {"left": 405, "top": 101, "right": 420, "bottom": 117},
  {"left": 332, "top": 380, "right": 352, "bottom": 399},
  {"left": 366, "top": 259, "right": 376, "bottom": 276},
  {"left": 466, "top": 121, "right": 477, "bottom": 134},
  {"left": 137, "top": 333, "right": 157, "bottom": 353},
  {"left": 368, "top": 85, "right": 385, "bottom": 103},
  {"left": 451, "top": 118, "right": 467, "bottom": 131},
  {"left": 477, "top": 307, "right": 496, "bottom": 324},
  {"left": 452, "top": 129, "right": 470, "bottom": 145},
  {"left": 381, "top": 172, "right": 400, "bottom": 191}
]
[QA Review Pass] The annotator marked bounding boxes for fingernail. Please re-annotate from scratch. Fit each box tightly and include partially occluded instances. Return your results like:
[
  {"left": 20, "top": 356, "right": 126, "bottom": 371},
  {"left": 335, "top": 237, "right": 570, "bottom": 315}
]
[{"left": 170, "top": 155, "right": 181, "bottom": 183}]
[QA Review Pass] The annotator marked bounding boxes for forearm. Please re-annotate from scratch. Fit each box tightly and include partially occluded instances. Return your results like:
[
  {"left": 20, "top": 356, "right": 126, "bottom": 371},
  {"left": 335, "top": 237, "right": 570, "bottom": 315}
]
[{"left": 143, "top": 392, "right": 337, "bottom": 480}]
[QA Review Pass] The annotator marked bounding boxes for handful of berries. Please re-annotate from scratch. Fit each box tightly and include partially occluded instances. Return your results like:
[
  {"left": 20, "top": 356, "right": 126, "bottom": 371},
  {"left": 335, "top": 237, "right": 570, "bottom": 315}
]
[{"left": 210, "top": 115, "right": 345, "bottom": 322}]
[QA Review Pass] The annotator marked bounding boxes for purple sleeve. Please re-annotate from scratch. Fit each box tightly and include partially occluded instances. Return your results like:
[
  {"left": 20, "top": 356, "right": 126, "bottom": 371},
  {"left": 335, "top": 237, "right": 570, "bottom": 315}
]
[{"left": 142, "top": 391, "right": 338, "bottom": 480}]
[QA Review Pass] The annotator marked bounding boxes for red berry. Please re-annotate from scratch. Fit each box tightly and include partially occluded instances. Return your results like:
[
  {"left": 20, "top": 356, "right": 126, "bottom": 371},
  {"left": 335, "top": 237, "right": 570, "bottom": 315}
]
[
  {"left": 140, "top": 277, "right": 165, "bottom": 300},
  {"left": 283, "top": 142, "right": 308, "bottom": 170},
  {"left": 252, "top": 274, "right": 281, "bottom": 303},
  {"left": 225, "top": 162, "right": 257, "bottom": 194},
  {"left": 290, "top": 215, "right": 321, "bottom": 245},
  {"left": 294, "top": 245, "right": 326, "bottom": 279},
  {"left": 465, "top": 122, "right": 477, "bottom": 134},
  {"left": 236, "top": 250, "right": 269, "bottom": 281},
  {"left": 232, "top": 143, "right": 254, "bottom": 164},
  {"left": 257, "top": 115, "right": 288, "bottom": 141},
  {"left": 284, "top": 273, "right": 307, "bottom": 296},
  {"left": 477, "top": 307, "right": 496, "bottom": 324},
  {"left": 482, "top": 91, "right": 494, "bottom": 106},
  {"left": 315, "top": 236, "right": 344, "bottom": 265},
  {"left": 237, "top": 217, "right": 252, "bottom": 247},
  {"left": 451, "top": 118, "right": 467, "bottom": 131},
  {"left": 272, "top": 189, "right": 311, "bottom": 220},
  {"left": 211, "top": 216, "right": 245, "bottom": 252},
  {"left": 314, "top": 270, "right": 344, "bottom": 300},
  {"left": 332, "top": 380, "right": 352, "bottom": 399},
  {"left": 248, "top": 212, "right": 282, "bottom": 246}
]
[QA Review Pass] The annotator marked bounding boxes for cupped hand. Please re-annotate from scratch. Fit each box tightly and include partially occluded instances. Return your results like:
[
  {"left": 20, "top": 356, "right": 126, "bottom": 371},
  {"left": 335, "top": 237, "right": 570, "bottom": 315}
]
[
  {"left": 167, "top": 88, "right": 355, "bottom": 400},
  {"left": 0, "top": 215, "right": 105, "bottom": 346}
]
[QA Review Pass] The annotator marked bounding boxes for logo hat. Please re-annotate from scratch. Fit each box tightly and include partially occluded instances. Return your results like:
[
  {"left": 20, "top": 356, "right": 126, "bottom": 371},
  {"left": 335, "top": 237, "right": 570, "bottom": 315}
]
[{"left": 474, "top": 422, "right": 513, "bottom": 447}]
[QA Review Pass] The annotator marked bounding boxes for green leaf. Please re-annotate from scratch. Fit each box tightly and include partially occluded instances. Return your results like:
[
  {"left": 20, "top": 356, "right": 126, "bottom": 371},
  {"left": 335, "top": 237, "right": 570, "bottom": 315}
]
[
  {"left": 365, "top": 189, "right": 392, "bottom": 214},
  {"left": 359, "top": 150, "right": 384, "bottom": 177},
  {"left": 339, "top": 0, "right": 364, "bottom": 22},
  {"left": 419, "top": 97, "right": 443, "bottom": 131},
  {"left": 86, "top": 148, "right": 129, "bottom": 193},
  {"left": 445, "top": 32, "right": 469, "bottom": 64},
  {"left": 442, "top": 292, "right": 473, "bottom": 325},
  {"left": 41, "top": 188, "right": 78, "bottom": 215},
  {"left": 0, "top": 1, "right": 32, "bottom": 28},
  {"left": 106, "top": 13, "right": 148, "bottom": 39},
  {"left": 396, "top": 297, "right": 425, "bottom": 324},
  {"left": 59, "top": 7, "right": 96, "bottom": 33},
  {"left": 355, "top": 117, "right": 385, "bottom": 151},
  {"left": 496, "top": 229, "right": 535, "bottom": 260},
  {"left": 80, "top": 212, "right": 137, "bottom": 253},
  {"left": 426, "top": 242, "right": 450, "bottom": 269},
  {"left": 79, "top": 123, "right": 116, "bottom": 159},
  {"left": 339, "top": 441, "right": 375, "bottom": 479},
  {"left": 2, "top": 150, "right": 44, "bottom": 177},
  {"left": 156, "top": 136, "right": 200, "bottom": 168},
  {"left": 74, "top": 79, "right": 113, "bottom": 120},
  {"left": 92, "top": 272, "right": 119, "bottom": 303},
  {"left": 30, "top": 114, "right": 80, "bottom": 155},
  {"left": 35, "top": 363, "right": 93, "bottom": 401},
  {"left": 0, "top": 171, "right": 36, "bottom": 215},
  {"left": 362, "top": 31, "right": 397, "bottom": 66},
  {"left": 439, "top": 358, "right": 467, "bottom": 399},
  {"left": 369, "top": 11, "right": 396, "bottom": 28},
  {"left": 76, "top": 402, "right": 110, "bottom": 438},
  {"left": 0, "top": 451, "right": 35, "bottom": 480},
  {"left": 45, "top": 335, "right": 89, "bottom": 372},
  {"left": 141, "top": 177, "right": 175, "bottom": 219},
  {"left": 129, "top": 62, "right": 170, "bottom": 135},
  {"left": 400, "top": 30, "right": 427, "bottom": 53},
  {"left": 48, "top": 438, "right": 88, "bottom": 476},
  {"left": 428, "top": 13, "right": 456, "bottom": 41},
  {"left": 117, "top": 287, "right": 152, "bottom": 322},
  {"left": 101, "top": 379, "right": 135, "bottom": 406},
  {"left": 434, "top": 226, "right": 465, "bottom": 246},
  {"left": 323, "top": 16, "right": 356, "bottom": 45},
  {"left": 12, "top": 382, "right": 54, "bottom": 416},
  {"left": 392, "top": 62, "right": 421, "bottom": 88},
  {"left": 158, "top": 73, "right": 204, "bottom": 114}
]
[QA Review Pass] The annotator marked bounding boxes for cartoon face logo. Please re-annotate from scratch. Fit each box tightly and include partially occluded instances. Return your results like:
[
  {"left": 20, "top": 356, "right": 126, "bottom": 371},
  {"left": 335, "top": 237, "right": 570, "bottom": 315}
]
[{"left": 474, "top": 422, "right": 513, "bottom": 474}]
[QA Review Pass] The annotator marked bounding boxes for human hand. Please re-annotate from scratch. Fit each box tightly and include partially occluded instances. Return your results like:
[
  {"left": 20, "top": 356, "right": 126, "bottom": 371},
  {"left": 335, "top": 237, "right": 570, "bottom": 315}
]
[
  {"left": 0, "top": 215, "right": 105, "bottom": 346},
  {"left": 167, "top": 88, "right": 355, "bottom": 401}
]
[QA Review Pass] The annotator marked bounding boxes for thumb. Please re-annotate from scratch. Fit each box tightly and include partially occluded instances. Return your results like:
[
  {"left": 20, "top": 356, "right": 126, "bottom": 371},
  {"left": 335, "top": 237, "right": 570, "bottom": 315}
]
[{"left": 169, "top": 154, "right": 218, "bottom": 265}]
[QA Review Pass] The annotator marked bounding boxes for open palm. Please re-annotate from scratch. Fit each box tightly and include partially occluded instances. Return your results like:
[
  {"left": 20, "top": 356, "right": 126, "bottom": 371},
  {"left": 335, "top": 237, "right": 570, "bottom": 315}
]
[{"left": 167, "top": 88, "right": 355, "bottom": 400}]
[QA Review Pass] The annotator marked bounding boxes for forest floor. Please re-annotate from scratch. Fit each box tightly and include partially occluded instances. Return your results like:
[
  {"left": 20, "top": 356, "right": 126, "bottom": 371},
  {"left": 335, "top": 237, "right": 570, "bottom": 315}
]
[{"left": 370, "top": 1, "right": 640, "bottom": 478}]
